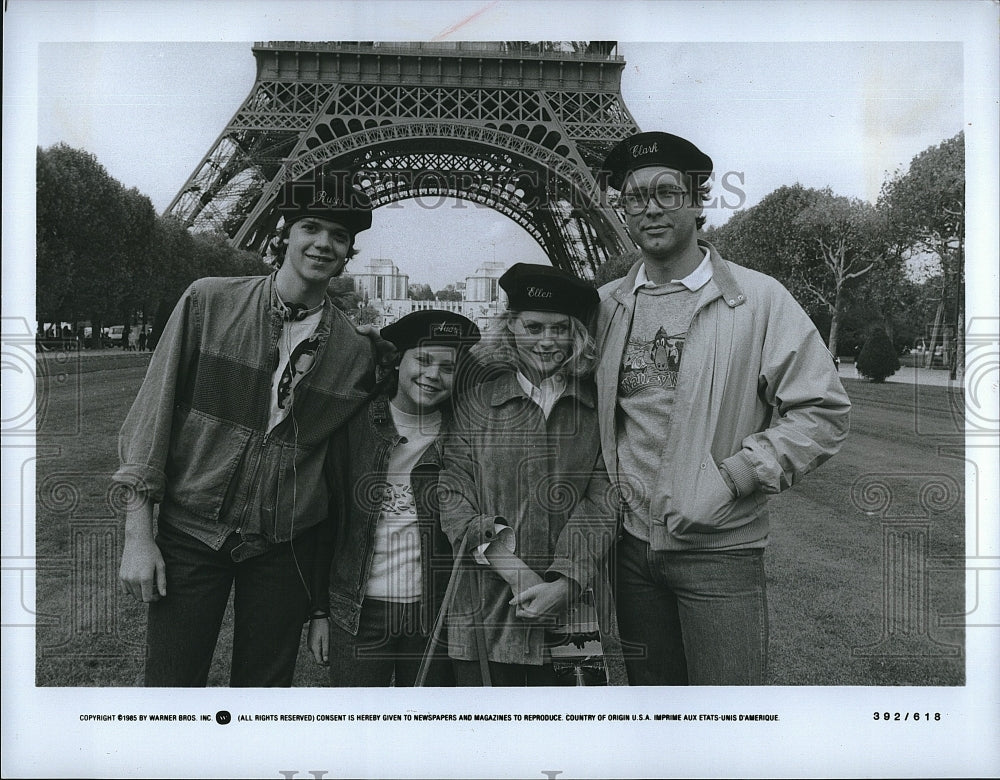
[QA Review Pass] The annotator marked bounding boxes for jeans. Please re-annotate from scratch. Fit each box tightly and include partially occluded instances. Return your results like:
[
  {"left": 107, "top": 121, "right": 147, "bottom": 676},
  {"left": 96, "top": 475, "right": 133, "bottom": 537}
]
[
  {"left": 613, "top": 531, "right": 768, "bottom": 685},
  {"left": 144, "top": 521, "right": 316, "bottom": 687},
  {"left": 327, "top": 599, "right": 452, "bottom": 687}
]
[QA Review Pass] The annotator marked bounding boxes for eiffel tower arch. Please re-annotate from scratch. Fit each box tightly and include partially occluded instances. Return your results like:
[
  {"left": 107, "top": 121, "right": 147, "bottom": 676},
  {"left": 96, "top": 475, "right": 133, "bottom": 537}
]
[{"left": 165, "top": 41, "right": 641, "bottom": 278}]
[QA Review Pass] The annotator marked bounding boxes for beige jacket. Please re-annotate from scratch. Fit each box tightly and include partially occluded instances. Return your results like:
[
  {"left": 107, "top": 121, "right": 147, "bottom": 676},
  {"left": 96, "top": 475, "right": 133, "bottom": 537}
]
[{"left": 595, "top": 241, "right": 851, "bottom": 551}]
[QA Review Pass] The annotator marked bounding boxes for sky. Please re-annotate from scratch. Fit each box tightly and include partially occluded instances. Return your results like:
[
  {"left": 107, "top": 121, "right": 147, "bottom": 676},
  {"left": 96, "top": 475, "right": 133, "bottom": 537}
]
[{"left": 32, "top": 37, "right": 965, "bottom": 290}]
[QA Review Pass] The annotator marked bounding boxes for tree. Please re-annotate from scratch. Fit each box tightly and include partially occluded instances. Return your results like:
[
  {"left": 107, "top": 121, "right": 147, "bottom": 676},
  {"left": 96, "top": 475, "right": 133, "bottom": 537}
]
[
  {"left": 593, "top": 248, "right": 640, "bottom": 287},
  {"left": 37, "top": 144, "right": 157, "bottom": 345},
  {"left": 142, "top": 221, "right": 266, "bottom": 345},
  {"left": 879, "top": 132, "right": 964, "bottom": 378},
  {"left": 856, "top": 327, "right": 900, "bottom": 383},
  {"left": 434, "top": 284, "right": 463, "bottom": 302},
  {"left": 109, "top": 186, "right": 158, "bottom": 328},
  {"left": 357, "top": 304, "right": 380, "bottom": 326},
  {"left": 38, "top": 143, "right": 279, "bottom": 349},
  {"left": 705, "top": 185, "right": 817, "bottom": 290},
  {"left": 147, "top": 216, "right": 198, "bottom": 344},
  {"left": 144, "top": 225, "right": 266, "bottom": 345},
  {"left": 408, "top": 283, "right": 435, "bottom": 301},
  {"left": 36, "top": 146, "right": 79, "bottom": 324},
  {"left": 190, "top": 231, "right": 266, "bottom": 278},
  {"left": 37, "top": 144, "right": 118, "bottom": 334},
  {"left": 328, "top": 276, "right": 361, "bottom": 315},
  {"left": 842, "top": 271, "right": 935, "bottom": 355},
  {"left": 703, "top": 184, "right": 887, "bottom": 357},
  {"left": 788, "top": 192, "right": 886, "bottom": 357}
]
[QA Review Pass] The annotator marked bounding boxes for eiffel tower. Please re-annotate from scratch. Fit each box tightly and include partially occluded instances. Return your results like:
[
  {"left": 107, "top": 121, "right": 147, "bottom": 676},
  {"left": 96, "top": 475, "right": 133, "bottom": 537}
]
[{"left": 165, "top": 41, "right": 641, "bottom": 278}]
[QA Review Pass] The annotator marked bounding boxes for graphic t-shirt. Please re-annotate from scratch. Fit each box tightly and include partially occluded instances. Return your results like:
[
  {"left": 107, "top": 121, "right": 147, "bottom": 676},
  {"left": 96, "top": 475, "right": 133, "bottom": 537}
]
[
  {"left": 267, "top": 309, "right": 323, "bottom": 432},
  {"left": 616, "top": 256, "right": 711, "bottom": 541},
  {"left": 364, "top": 403, "right": 442, "bottom": 601}
]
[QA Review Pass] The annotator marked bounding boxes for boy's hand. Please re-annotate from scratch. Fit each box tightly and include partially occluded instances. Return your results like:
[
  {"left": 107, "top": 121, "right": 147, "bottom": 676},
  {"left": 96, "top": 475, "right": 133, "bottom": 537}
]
[
  {"left": 307, "top": 617, "right": 330, "bottom": 666},
  {"left": 119, "top": 534, "right": 167, "bottom": 602},
  {"left": 355, "top": 324, "right": 397, "bottom": 369}
]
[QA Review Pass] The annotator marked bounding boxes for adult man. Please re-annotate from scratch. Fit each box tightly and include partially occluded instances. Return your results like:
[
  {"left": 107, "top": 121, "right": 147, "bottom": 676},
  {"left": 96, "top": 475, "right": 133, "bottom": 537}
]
[
  {"left": 594, "top": 132, "right": 850, "bottom": 685},
  {"left": 115, "top": 174, "right": 376, "bottom": 686}
]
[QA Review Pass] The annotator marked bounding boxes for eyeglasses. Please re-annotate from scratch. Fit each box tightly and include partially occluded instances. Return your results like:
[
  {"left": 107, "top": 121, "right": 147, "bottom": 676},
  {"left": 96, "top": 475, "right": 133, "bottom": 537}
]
[{"left": 619, "top": 185, "right": 689, "bottom": 215}]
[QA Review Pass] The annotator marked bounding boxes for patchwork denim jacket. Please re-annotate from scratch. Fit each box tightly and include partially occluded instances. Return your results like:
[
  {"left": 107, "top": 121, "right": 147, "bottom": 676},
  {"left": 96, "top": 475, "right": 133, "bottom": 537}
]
[{"left": 113, "top": 274, "right": 375, "bottom": 556}]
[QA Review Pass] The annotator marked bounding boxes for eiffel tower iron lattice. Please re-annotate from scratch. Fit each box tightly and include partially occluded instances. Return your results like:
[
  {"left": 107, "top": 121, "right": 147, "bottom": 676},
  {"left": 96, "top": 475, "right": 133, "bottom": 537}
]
[{"left": 165, "top": 41, "right": 642, "bottom": 278}]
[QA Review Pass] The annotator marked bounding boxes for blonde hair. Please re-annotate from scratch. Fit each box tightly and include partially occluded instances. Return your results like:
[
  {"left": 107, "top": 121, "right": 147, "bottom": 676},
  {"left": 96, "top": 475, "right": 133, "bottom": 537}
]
[{"left": 470, "top": 309, "right": 598, "bottom": 379}]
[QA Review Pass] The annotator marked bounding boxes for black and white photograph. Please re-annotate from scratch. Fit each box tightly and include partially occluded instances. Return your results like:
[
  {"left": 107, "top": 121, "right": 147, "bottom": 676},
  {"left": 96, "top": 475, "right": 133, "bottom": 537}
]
[{"left": 3, "top": 1, "right": 998, "bottom": 778}]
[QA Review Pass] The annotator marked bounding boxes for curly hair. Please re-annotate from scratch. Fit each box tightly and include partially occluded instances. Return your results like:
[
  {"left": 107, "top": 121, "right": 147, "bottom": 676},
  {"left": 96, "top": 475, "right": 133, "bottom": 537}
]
[
  {"left": 263, "top": 218, "right": 360, "bottom": 270},
  {"left": 470, "top": 309, "right": 598, "bottom": 379}
]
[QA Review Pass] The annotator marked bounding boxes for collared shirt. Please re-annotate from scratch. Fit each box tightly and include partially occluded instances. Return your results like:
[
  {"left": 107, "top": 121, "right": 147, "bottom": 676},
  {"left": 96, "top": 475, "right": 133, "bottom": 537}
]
[
  {"left": 515, "top": 370, "right": 567, "bottom": 420},
  {"left": 632, "top": 247, "right": 712, "bottom": 294}
]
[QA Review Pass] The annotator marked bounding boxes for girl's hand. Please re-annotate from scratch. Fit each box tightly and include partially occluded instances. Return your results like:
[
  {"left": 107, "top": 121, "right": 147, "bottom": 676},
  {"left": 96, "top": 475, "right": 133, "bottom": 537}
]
[{"left": 509, "top": 577, "right": 580, "bottom": 622}]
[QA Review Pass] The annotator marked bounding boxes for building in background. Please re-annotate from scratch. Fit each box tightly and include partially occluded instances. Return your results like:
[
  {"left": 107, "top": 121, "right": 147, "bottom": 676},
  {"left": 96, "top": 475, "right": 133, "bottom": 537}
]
[
  {"left": 349, "top": 258, "right": 410, "bottom": 305},
  {"left": 460, "top": 261, "right": 508, "bottom": 332},
  {"left": 344, "top": 257, "right": 510, "bottom": 330}
]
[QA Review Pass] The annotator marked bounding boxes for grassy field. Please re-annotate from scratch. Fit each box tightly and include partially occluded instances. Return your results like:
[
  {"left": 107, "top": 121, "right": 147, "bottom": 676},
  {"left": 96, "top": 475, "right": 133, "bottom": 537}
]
[{"left": 32, "top": 352, "right": 965, "bottom": 686}]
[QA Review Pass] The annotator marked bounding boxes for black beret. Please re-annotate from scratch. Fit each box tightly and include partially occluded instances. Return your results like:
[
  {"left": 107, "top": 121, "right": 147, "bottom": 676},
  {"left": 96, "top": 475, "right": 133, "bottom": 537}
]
[
  {"left": 380, "top": 310, "right": 481, "bottom": 355},
  {"left": 276, "top": 174, "right": 373, "bottom": 236},
  {"left": 498, "top": 263, "right": 598, "bottom": 322},
  {"left": 599, "top": 131, "right": 713, "bottom": 191}
]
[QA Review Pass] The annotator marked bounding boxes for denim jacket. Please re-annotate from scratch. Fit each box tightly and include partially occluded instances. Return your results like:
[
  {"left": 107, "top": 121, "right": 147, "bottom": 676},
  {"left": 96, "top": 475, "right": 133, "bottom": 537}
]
[
  {"left": 113, "top": 275, "right": 376, "bottom": 556},
  {"left": 316, "top": 395, "right": 454, "bottom": 636},
  {"left": 439, "top": 370, "right": 616, "bottom": 665}
]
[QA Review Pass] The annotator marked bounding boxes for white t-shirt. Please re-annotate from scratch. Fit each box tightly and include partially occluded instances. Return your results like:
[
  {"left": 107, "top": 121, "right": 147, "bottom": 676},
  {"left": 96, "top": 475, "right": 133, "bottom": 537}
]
[{"left": 364, "top": 402, "right": 442, "bottom": 601}]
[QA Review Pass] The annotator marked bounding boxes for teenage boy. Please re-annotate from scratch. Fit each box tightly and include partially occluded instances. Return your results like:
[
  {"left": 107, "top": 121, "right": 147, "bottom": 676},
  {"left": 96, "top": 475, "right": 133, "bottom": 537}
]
[
  {"left": 595, "top": 132, "right": 851, "bottom": 685},
  {"left": 115, "top": 174, "right": 376, "bottom": 686}
]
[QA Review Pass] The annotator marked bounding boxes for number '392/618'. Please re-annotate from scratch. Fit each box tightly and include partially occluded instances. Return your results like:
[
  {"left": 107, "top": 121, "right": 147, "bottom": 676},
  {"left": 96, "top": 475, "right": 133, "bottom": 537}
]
[{"left": 873, "top": 712, "right": 942, "bottom": 721}]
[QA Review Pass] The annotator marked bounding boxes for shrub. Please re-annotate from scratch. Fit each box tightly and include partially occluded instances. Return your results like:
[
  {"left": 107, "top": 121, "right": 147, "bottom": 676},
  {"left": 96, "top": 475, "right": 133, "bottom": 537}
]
[{"left": 856, "top": 326, "right": 900, "bottom": 383}]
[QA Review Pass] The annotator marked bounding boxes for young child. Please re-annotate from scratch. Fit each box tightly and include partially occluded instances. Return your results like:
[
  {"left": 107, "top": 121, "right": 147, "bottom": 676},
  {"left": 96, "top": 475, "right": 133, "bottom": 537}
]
[
  {"left": 115, "top": 173, "right": 376, "bottom": 686},
  {"left": 308, "top": 309, "right": 480, "bottom": 686},
  {"left": 439, "top": 263, "right": 617, "bottom": 686}
]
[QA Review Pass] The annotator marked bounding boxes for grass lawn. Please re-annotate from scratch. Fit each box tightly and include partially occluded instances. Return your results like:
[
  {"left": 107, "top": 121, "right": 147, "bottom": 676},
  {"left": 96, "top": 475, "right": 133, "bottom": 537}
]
[{"left": 33, "top": 353, "right": 965, "bottom": 686}]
